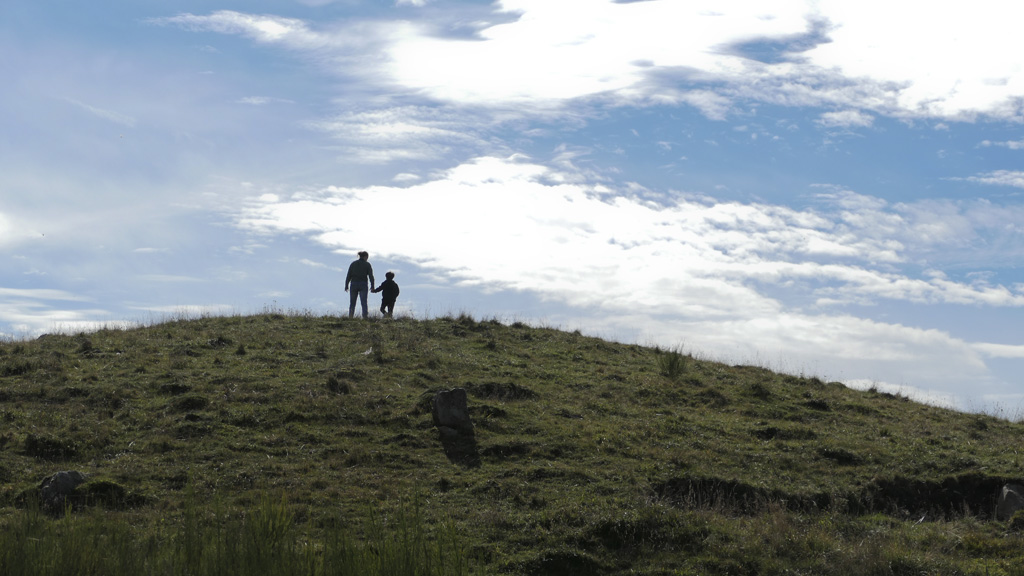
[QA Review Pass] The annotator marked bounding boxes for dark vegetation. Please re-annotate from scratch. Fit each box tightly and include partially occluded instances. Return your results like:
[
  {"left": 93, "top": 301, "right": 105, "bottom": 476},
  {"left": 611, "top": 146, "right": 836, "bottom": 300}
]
[{"left": 2, "top": 311, "right": 1024, "bottom": 574}]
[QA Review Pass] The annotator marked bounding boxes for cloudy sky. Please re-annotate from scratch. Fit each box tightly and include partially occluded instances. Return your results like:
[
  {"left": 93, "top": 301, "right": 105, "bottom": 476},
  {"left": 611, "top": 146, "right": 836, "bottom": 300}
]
[{"left": 3, "top": 0, "right": 1023, "bottom": 413}]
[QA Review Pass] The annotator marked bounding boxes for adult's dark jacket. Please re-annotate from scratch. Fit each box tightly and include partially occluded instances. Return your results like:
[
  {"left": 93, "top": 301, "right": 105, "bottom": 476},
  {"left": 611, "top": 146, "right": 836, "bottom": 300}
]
[{"left": 345, "top": 259, "right": 374, "bottom": 289}]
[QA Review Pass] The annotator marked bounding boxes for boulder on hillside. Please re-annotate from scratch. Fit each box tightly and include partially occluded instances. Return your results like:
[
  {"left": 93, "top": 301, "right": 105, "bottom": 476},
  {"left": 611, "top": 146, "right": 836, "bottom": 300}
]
[
  {"left": 39, "top": 470, "right": 88, "bottom": 514},
  {"left": 996, "top": 483, "right": 1024, "bottom": 521},
  {"left": 433, "top": 388, "right": 474, "bottom": 431},
  {"left": 432, "top": 389, "right": 480, "bottom": 467}
]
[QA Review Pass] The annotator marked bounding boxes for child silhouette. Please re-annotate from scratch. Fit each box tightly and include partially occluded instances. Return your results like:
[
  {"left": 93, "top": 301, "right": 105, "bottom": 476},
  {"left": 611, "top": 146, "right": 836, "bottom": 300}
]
[{"left": 372, "top": 271, "right": 400, "bottom": 317}]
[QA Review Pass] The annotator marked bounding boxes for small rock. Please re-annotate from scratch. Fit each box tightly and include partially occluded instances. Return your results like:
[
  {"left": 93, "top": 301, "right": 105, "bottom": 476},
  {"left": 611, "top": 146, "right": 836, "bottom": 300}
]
[
  {"left": 39, "top": 470, "right": 87, "bottom": 513},
  {"left": 996, "top": 483, "right": 1024, "bottom": 521}
]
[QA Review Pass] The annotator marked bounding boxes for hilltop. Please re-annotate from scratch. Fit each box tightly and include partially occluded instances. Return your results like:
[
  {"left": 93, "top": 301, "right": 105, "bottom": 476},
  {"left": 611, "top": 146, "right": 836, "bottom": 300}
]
[{"left": 1, "top": 312, "right": 1023, "bottom": 575}]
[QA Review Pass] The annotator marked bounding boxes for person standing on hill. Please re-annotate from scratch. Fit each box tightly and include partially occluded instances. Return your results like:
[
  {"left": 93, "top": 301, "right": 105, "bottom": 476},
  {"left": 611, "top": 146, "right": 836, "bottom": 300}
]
[
  {"left": 344, "top": 251, "right": 375, "bottom": 318},
  {"left": 372, "top": 271, "right": 400, "bottom": 317}
]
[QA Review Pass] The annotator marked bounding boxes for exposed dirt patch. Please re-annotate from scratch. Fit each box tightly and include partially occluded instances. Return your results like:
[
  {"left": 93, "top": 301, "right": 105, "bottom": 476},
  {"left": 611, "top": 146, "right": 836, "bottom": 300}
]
[
  {"left": 656, "top": 473, "right": 1014, "bottom": 520},
  {"left": 468, "top": 381, "right": 538, "bottom": 401}
]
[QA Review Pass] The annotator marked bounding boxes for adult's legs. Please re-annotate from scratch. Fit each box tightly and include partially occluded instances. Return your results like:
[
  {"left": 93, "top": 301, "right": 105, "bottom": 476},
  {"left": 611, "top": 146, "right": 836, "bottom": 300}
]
[
  {"left": 349, "top": 281, "right": 368, "bottom": 318},
  {"left": 357, "top": 286, "right": 369, "bottom": 318}
]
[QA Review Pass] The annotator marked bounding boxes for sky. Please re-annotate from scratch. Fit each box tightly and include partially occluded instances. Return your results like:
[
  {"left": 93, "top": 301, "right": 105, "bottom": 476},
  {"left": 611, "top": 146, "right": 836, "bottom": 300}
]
[{"left": 2, "top": 0, "right": 1023, "bottom": 414}]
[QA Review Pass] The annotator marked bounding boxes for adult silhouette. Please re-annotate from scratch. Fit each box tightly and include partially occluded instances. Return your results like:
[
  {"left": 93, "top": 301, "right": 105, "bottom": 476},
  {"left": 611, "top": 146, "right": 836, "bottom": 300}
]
[{"left": 344, "top": 251, "right": 375, "bottom": 318}]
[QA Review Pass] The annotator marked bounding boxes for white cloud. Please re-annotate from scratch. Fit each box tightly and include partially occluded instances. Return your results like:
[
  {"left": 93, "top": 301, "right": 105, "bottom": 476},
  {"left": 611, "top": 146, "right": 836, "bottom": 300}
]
[
  {"left": 237, "top": 96, "right": 295, "bottom": 105},
  {"left": 817, "top": 110, "right": 873, "bottom": 128},
  {"left": 377, "top": 1, "right": 1024, "bottom": 120},
  {"left": 152, "top": 10, "right": 392, "bottom": 62},
  {"left": 307, "top": 107, "right": 493, "bottom": 163},
  {"left": 165, "top": 2, "right": 1024, "bottom": 123},
  {"left": 238, "top": 155, "right": 1024, "bottom": 317},
  {"left": 805, "top": 0, "right": 1024, "bottom": 120},
  {"left": 963, "top": 170, "right": 1024, "bottom": 189},
  {"left": 382, "top": 0, "right": 809, "bottom": 108},
  {"left": 974, "top": 342, "right": 1024, "bottom": 359},
  {"left": 0, "top": 212, "right": 46, "bottom": 249},
  {"left": 980, "top": 139, "right": 1024, "bottom": 150},
  {"left": 843, "top": 379, "right": 960, "bottom": 410},
  {"left": 0, "top": 288, "right": 109, "bottom": 337},
  {"left": 0, "top": 288, "right": 91, "bottom": 302},
  {"left": 299, "top": 258, "right": 329, "bottom": 269},
  {"left": 154, "top": 11, "right": 316, "bottom": 45}
]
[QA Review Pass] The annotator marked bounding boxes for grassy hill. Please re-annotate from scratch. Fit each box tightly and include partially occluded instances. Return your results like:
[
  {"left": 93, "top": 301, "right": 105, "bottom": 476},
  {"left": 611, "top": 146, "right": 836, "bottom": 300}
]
[{"left": 1, "top": 311, "right": 1024, "bottom": 575}]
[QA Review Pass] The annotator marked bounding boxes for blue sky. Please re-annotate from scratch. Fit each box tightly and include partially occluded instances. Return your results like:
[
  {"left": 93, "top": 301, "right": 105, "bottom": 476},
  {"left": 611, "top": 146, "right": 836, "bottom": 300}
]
[{"left": 2, "top": 0, "right": 1023, "bottom": 413}]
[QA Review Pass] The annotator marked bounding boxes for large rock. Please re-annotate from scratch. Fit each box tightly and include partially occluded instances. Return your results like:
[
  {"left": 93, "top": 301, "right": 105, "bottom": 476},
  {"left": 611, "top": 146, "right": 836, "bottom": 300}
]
[
  {"left": 996, "top": 483, "right": 1024, "bottom": 521},
  {"left": 433, "top": 388, "right": 473, "bottom": 431},
  {"left": 39, "top": 470, "right": 88, "bottom": 513},
  {"left": 432, "top": 389, "right": 480, "bottom": 467}
]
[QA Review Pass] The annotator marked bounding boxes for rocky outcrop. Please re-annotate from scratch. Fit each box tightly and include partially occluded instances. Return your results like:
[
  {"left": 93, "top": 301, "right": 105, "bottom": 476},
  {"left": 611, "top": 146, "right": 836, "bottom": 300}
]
[
  {"left": 432, "top": 389, "right": 480, "bottom": 467},
  {"left": 996, "top": 483, "right": 1024, "bottom": 521},
  {"left": 39, "top": 470, "right": 88, "bottom": 514}
]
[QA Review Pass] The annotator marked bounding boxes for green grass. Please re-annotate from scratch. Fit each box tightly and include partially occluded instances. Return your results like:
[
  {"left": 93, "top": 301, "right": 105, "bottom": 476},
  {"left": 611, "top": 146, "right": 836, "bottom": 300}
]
[
  {"left": 0, "top": 491, "right": 471, "bottom": 576},
  {"left": 1, "top": 311, "right": 1024, "bottom": 574}
]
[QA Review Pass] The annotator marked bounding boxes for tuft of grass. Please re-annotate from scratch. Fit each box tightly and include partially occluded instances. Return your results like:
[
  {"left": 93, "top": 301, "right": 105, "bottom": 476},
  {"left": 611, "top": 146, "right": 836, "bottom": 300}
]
[{"left": 657, "top": 346, "right": 689, "bottom": 380}]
